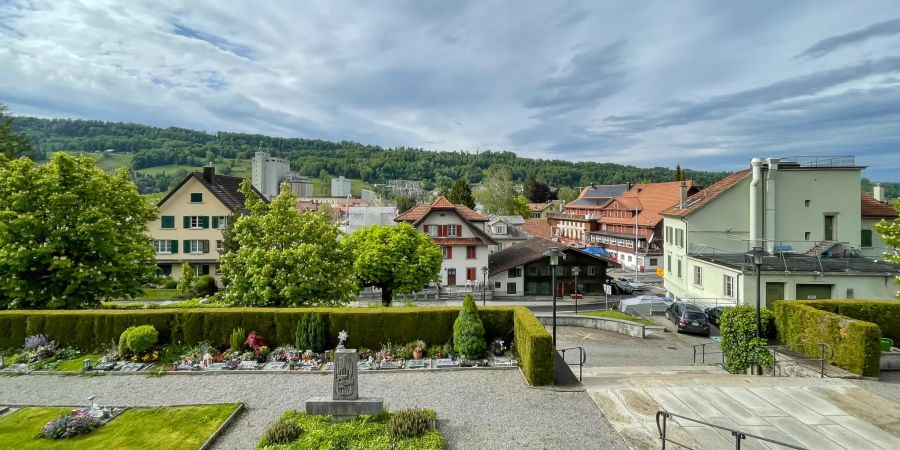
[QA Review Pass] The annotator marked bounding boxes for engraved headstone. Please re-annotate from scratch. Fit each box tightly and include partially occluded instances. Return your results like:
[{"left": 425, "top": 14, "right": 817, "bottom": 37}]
[{"left": 333, "top": 349, "right": 358, "bottom": 400}]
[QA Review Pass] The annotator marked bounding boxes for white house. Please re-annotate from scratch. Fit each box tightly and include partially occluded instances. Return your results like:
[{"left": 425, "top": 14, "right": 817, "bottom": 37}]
[
  {"left": 660, "top": 156, "right": 900, "bottom": 307},
  {"left": 395, "top": 196, "right": 497, "bottom": 287},
  {"left": 487, "top": 215, "right": 529, "bottom": 251}
]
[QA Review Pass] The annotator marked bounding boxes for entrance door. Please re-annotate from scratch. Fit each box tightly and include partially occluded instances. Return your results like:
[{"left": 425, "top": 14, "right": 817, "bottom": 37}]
[
  {"left": 796, "top": 284, "right": 832, "bottom": 300},
  {"left": 447, "top": 269, "right": 456, "bottom": 286},
  {"left": 765, "top": 282, "right": 785, "bottom": 306},
  {"left": 824, "top": 215, "right": 835, "bottom": 240}
]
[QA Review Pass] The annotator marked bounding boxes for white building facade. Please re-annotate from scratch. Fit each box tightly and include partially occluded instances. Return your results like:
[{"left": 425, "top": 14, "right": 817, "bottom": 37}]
[
  {"left": 331, "top": 176, "right": 352, "bottom": 197},
  {"left": 251, "top": 152, "right": 291, "bottom": 199}
]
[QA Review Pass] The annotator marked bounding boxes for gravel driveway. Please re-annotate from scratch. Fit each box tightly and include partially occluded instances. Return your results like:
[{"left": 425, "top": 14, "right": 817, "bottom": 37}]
[{"left": 0, "top": 370, "right": 626, "bottom": 450}]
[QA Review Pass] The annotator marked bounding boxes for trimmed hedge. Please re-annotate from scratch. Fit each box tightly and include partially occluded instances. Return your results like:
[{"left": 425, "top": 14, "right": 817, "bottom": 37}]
[
  {"left": 798, "top": 300, "right": 900, "bottom": 342},
  {"left": 0, "top": 306, "right": 553, "bottom": 385},
  {"left": 773, "top": 301, "right": 882, "bottom": 377}
]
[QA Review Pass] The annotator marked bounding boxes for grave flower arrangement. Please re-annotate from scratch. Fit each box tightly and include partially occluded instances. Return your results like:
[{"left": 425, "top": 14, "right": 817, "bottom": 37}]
[
  {"left": 38, "top": 409, "right": 99, "bottom": 440},
  {"left": 491, "top": 339, "right": 507, "bottom": 356}
]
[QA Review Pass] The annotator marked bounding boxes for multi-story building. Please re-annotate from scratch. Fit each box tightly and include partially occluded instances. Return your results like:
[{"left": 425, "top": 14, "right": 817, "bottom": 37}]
[
  {"left": 562, "top": 183, "right": 630, "bottom": 215},
  {"left": 331, "top": 176, "right": 352, "bottom": 197},
  {"left": 590, "top": 181, "right": 701, "bottom": 272},
  {"left": 251, "top": 152, "right": 291, "bottom": 199},
  {"left": 150, "top": 167, "right": 266, "bottom": 286},
  {"left": 860, "top": 188, "right": 898, "bottom": 260},
  {"left": 550, "top": 183, "right": 630, "bottom": 245},
  {"left": 486, "top": 215, "right": 529, "bottom": 251},
  {"left": 660, "top": 157, "right": 900, "bottom": 307},
  {"left": 528, "top": 202, "right": 557, "bottom": 219},
  {"left": 284, "top": 173, "right": 313, "bottom": 198},
  {"left": 395, "top": 196, "right": 497, "bottom": 287}
]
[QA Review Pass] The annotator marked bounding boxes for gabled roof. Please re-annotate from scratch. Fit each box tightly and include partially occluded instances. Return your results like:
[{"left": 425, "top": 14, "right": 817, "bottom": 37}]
[
  {"left": 158, "top": 169, "right": 267, "bottom": 213},
  {"left": 488, "top": 237, "right": 614, "bottom": 275},
  {"left": 394, "top": 196, "right": 488, "bottom": 224},
  {"left": 861, "top": 192, "right": 898, "bottom": 218},
  {"left": 579, "top": 183, "right": 630, "bottom": 199},
  {"left": 661, "top": 170, "right": 751, "bottom": 218},
  {"left": 601, "top": 181, "right": 701, "bottom": 227},
  {"left": 488, "top": 215, "right": 526, "bottom": 226},
  {"left": 528, "top": 202, "right": 553, "bottom": 212},
  {"left": 522, "top": 218, "right": 553, "bottom": 240}
]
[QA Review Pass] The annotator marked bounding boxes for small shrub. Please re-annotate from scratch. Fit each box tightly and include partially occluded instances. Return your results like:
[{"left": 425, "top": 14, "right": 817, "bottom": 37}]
[
  {"left": 262, "top": 419, "right": 303, "bottom": 445},
  {"left": 245, "top": 331, "right": 267, "bottom": 352},
  {"left": 230, "top": 328, "right": 245, "bottom": 352},
  {"left": 387, "top": 408, "right": 434, "bottom": 440},
  {"left": 162, "top": 278, "right": 178, "bottom": 289},
  {"left": 39, "top": 410, "right": 99, "bottom": 440},
  {"left": 192, "top": 275, "right": 218, "bottom": 297},
  {"left": 453, "top": 295, "right": 487, "bottom": 358},
  {"left": 720, "top": 305, "right": 774, "bottom": 374},
  {"left": 295, "top": 313, "right": 327, "bottom": 352},
  {"left": 117, "top": 329, "right": 130, "bottom": 358},
  {"left": 125, "top": 325, "right": 158, "bottom": 354}
]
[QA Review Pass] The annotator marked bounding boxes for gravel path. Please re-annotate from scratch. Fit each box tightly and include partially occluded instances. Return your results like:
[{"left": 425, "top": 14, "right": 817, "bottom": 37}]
[{"left": 0, "top": 370, "right": 626, "bottom": 450}]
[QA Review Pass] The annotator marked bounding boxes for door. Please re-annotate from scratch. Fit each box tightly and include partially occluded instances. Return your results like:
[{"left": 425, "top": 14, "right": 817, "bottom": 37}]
[
  {"left": 446, "top": 269, "right": 456, "bottom": 286},
  {"left": 796, "top": 284, "right": 832, "bottom": 300},
  {"left": 824, "top": 215, "right": 835, "bottom": 240},
  {"left": 765, "top": 282, "right": 785, "bottom": 306}
]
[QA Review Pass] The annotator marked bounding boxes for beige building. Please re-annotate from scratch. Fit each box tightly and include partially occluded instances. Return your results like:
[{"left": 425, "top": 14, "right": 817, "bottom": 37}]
[
  {"left": 660, "top": 157, "right": 899, "bottom": 308},
  {"left": 149, "top": 167, "right": 265, "bottom": 285}
]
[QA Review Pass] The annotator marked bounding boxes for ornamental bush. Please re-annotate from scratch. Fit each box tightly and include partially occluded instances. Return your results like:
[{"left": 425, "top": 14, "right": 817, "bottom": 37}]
[
  {"left": 192, "top": 275, "right": 219, "bottom": 298},
  {"left": 719, "top": 305, "right": 774, "bottom": 374},
  {"left": 295, "top": 313, "right": 327, "bottom": 352},
  {"left": 119, "top": 325, "right": 158, "bottom": 356},
  {"left": 453, "top": 295, "right": 487, "bottom": 358},
  {"left": 262, "top": 419, "right": 303, "bottom": 445},
  {"left": 387, "top": 408, "right": 435, "bottom": 440},
  {"left": 230, "top": 327, "right": 245, "bottom": 352}
]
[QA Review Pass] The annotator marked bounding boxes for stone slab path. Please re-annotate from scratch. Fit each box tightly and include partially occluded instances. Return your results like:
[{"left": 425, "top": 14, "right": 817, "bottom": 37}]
[{"left": 582, "top": 366, "right": 900, "bottom": 449}]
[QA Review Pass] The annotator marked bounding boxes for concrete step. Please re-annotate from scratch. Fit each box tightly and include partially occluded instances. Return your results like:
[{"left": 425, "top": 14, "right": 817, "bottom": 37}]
[{"left": 583, "top": 365, "right": 729, "bottom": 376}]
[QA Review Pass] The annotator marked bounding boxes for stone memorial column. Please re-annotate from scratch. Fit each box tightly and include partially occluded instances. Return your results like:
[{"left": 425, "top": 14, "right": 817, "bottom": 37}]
[{"left": 333, "top": 349, "right": 358, "bottom": 401}]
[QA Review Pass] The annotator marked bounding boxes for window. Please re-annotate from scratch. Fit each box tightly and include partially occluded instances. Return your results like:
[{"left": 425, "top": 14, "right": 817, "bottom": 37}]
[
  {"left": 193, "top": 264, "right": 210, "bottom": 276},
  {"left": 466, "top": 246, "right": 477, "bottom": 259},
  {"left": 184, "top": 216, "right": 209, "bottom": 229},
  {"left": 494, "top": 282, "right": 501, "bottom": 288},
  {"left": 693, "top": 266, "right": 703, "bottom": 285},
  {"left": 508, "top": 268, "right": 522, "bottom": 278},
  {"left": 587, "top": 266, "right": 596, "bottom": 276},
  {"left": 497, "top": 243, "right": 504, "bottom": 250},
  {"left": 677, "top": 260, "right": 682, "bottom": 278},
  {"left": 426, "top": 225, "right": 438, "bottom": 237},
  {"left": 804, "top": 200, "right": 810, "bottom": 207},
  {"left": 216, "top": 240, "right": 223, "bottom": 252},
  {"left": 805, "top": 231, "right": 811, "bottom": 240},
  {"left": 190, "top": 193, "right": 203, "bottom": 203},
  {"left": 527, "top": 265, "right": 538, "bottom": 276},
  {"left": 723, "top": 275, "right": 735, "bottom": 298},
  {"left": 448, "top": 224, "right": 459, "bottom": 237},
  {"left": 649, "top": 258, "right": 658, "bottom": 266},
  {"left": 531, "top": 212, "right": 541, "bottom": 218},
  {"left": 507, "top": 282, "right": 516, "bottom": 294},
  {"left": 186, "top": 239, "right": 209, "bottom": 254},
  {"left": 161, "top": 216, "right": 175, "bottom": 229},
  {"left": 555, "top": 266, "right": 565, "bottom": 276},
  {"left": 667, "top": 255, "right": 671, "bottom": 271},
  {"left": 466, "top": 267, "right": 477, "bottom": 281},
  {"left": 154, "top": 240, "right": 174, "bottom": 254},
  {"left": 675, "top": 229, "right": 684, "bottom": 248},
  {"left": 494, "top": 225, "right": 507, "bottom": 235},
  {"left": 442, "top": 246, "right": 452, "bottom": 259},
  {"left": 541, "top": 265, "right": 551, "bottom": 276},
  {"left": 156, "top": 264, "right": 172, "bottom": 277},
  {"left": 212, "top": 216, "right": 228, "bottom": 229},
  {"left": 861, "top": 229, "right": 873, "bottom": 248}
]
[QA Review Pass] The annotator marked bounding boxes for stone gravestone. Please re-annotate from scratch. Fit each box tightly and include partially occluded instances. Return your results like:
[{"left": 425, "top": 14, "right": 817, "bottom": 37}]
[{"left": 306, "top": 331, "right": 383, "bottom": 420}]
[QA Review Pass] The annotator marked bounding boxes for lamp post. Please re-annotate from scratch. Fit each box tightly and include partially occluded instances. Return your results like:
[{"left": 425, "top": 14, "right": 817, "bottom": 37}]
[
  {"left": 572, "top": 266, "right": 581, "bottom": 315},
  {"left": 749, "top": 247, "right": 766, "bottom": 338},
  {"left": 543, "top": 247, "right": 566, "bottom": 347},
  {"left": 481, "top": 266, "right": 488, "bottom": 306}
]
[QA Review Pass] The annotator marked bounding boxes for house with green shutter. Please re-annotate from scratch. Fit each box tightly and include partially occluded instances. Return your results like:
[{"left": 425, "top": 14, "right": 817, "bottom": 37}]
[{"left": 150, "top": 166, "right": 266, "bottom": 286}]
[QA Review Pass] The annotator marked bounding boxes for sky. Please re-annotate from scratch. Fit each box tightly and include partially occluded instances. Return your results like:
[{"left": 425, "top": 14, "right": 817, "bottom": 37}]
[{"left": 1, "top": 1, "right": 899, "bottom": 180}]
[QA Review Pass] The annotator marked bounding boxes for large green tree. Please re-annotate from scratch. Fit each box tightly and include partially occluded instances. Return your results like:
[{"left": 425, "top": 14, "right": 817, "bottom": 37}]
[
  {"left": 481, "top": 166, "right": 531, "bottom": 217},
  {"left": 557, "top": 186, "right": 580, "bottom": 203},
  {"left": 875, "top": 199, "right": 900, "bottom": 297},
  {"left": 523, "top": 176, "right": 555, "bottom": 203},
  {"left": 344, "top": 223, "right": 442, "bottom": 305},
  {"left": 219, "top": 181, "right": 357, "bottom": 306},
  {"left": 447, "top": 179, "right": 476, "bottom": 208},
  {"left": 0, "top": 153, "right": 157, "bottom": 308},
  {"left": 0, "top": 103, "right": 35, "bottom": 161}
]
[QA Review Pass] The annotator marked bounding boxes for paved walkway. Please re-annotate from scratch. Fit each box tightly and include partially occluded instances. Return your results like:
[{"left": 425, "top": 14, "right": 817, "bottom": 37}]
[
  {"left": 0, "top": 370, "right": 627, "bottom": 450},
  {"left": 582, "top": 366, "right": 900, "bottom": 449}
]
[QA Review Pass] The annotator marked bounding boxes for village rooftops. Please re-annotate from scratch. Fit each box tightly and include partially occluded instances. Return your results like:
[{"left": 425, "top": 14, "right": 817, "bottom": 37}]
[
  {"left": 394, "top": 196, "right": 488, "bottom": 224},
  {"left": 157, "top": 166, "right": 267, "bottom": 212},
  {"left": 488, "top": 237, "right": 615, "bottom": 275}
]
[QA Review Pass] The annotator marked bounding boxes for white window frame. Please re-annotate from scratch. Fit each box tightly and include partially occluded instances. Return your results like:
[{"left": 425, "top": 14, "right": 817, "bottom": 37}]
[
  {"left": 215, "top": 216, "right": 228, "bottom": 229},
  {"left": 427, "top": 226, "right": 438, "bottom": 237},
  {"left": 693, "top": 265, "right": 703, "bottom": 286},
  {"left": 189, "top": 216, "right": 203, "bottom": 229},
  {"left": 189, "top": 239, "right": 205, "bottom": 254},
  {"left": 723, "top": 274, "right": 735, "bottom": 298},
  {"left": 448, "top": 224, "right": 459, "bottom": 237},
  {"left": 154, "top": 240, "right": 171, "bottom": 254}
]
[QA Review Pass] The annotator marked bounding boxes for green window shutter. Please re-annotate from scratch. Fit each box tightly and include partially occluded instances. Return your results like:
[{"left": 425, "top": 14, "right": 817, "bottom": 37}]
[
  {"left": 861, "top": 229, "right": 873, "bottom": 247},
  {"left": 170, "top": 240, "right": 178, "bottom": 254},
  {"left": 183, "top": 240, "right": 191, "bottom": 253},
  {"left": 201, "top": 216, "right": 210, "bottom": 229},
  {"left": 161, "top": 216, "right": 174, "bottom": 228},
  {"left": 202, "top": 240, "right": 210, "bottom": 253},
  {"left": 183, "top": 216, "right": 191, "bottom": 228},
  {"left": 212, "top": 216, "right": 219, "bottom": 229}
]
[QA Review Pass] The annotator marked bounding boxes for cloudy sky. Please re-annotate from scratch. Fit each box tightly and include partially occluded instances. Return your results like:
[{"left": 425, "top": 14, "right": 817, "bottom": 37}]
[{"left": 2, "top": 1, "right": 899, "bottom": 180}]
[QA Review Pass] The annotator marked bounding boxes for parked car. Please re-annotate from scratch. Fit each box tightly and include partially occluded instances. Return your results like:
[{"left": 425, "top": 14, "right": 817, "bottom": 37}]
[
  {"left": 609, "top": 279, "right": 634, "bottom": 295},
  {"left": 623, "top": 278, "right": 648, "bottom": 291},
  {"left": 665, "top": 303, "right": 711, "bottom": 336},
  {"left": 704, "top": 306, "right": 730, "bottom": 327}
]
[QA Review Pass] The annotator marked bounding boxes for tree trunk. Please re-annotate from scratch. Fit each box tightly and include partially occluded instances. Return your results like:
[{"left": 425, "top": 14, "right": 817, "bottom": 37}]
[{"left": 381, "top": 285, "right": 393, "bottom": 306}]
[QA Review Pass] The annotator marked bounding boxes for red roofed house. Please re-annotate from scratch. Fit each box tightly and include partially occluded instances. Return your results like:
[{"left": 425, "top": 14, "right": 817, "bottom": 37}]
[
  {"left": 861, "top": 187, "right": 899, "bottom": 260},
  {"left": 395, "top": 196, "right": 497, "bottom": 287}
]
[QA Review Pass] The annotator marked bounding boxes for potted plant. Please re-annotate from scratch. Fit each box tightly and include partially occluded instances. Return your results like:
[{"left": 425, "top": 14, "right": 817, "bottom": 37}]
[
  {"left": 255, "top": 346, "right": 270, "bottom": 363},
  {"left": 411, "top": 340, "right": 427, "bottom": 360},
  {"left": 491, "top": 339, "right": 507, "bottom": 356}
]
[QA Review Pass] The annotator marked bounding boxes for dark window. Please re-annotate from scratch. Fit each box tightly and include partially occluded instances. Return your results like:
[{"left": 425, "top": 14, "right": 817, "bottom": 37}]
[
  {"left": 527, "top": 265, "right": 538, "bottom": 276},
  {"left": 466, "top": 267, "right": 477, "bottom": 281},
  {"left": 506, "top": 282, "right": 516, "bottom": 294},
  {"left": 161, "top": 216, "right": 175, "bottom": 229},
  {"left": 684, "top": 312, "right": 706, "bottom": 321},
  {"left": 466, "top": 246, "right": 477, "bottom": 259},
  {"left": 861, "top": 229, "right": 873, "bottom": 248},
  {"left": 507, "top": 268, "right": 522, "bottom": 278},
  {"left": 190, "top": 193, "right": 203, "bottom": 203},
  {"left": 494, "top": 281, "right": 501, "bottom": 288}
]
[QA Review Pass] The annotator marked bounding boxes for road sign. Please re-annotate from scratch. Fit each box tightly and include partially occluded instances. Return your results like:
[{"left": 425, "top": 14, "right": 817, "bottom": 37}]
[{"left": 656, "top": 267, "right": 665, "bottom": 277}]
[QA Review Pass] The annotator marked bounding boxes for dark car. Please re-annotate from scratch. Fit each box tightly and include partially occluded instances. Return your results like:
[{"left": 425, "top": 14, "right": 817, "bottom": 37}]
[
  {"left": 704, "top": 306, "right": 730, "bottom": 327},
  {"left": 665, "top": 302, "right": 710, "bottom": 336}
]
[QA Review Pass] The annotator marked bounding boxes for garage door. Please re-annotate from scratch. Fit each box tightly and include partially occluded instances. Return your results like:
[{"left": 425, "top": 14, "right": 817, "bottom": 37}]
[{"left": 796, "top": 284, "right": 833, "bottom": 300}]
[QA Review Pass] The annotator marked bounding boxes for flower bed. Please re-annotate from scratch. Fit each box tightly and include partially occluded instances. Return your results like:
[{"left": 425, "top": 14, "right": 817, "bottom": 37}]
[{"left": 257, "top": 410, "right": 444, "bottom": 449}]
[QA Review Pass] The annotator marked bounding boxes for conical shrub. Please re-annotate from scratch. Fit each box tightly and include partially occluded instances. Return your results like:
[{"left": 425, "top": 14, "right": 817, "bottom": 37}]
[{"left": 453, "top": 295, "right": 487, "bottom": 358}]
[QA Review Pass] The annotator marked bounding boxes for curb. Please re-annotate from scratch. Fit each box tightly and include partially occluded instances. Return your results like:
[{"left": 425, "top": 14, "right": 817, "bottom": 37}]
[
  {"left": 14, "top": 365, "right": 519, "bottom": 377},
  {"left": 200, "top": 403, "right": 244, "bottom": 450}
]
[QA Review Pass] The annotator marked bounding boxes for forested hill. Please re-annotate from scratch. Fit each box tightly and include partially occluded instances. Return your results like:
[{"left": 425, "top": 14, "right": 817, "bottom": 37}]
[{"left": 11, "top": 116, "right": 735, "bottom": 190}]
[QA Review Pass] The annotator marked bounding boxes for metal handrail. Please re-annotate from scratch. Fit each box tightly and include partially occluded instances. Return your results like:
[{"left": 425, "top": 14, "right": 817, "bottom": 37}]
[
  {"left": 656, "top": 410, "right": 807, "bottom": 449},
  {"left": 558, "top": 346, "right": 587, "bottom": 381},
  {"left": 769, "top": 343, "right": 834, "bottom": 378},
  {"left": 692, "top": 343, "right": 724, "bottom": 365}
]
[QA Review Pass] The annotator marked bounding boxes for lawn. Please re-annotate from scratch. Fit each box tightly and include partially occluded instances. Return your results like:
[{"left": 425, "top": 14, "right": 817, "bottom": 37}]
[
  {"left": 58, "top": 151, "right": 134, "bottom": 172},
  {"left": 580, "top": 310, "right": 656, "bottom": 326},
  {"left": 0, "top": 404, "right": 240, "bottom": 449},
  {"left": 258, "top": 411, "right": 444, "bottom": 449},
  {"left": 53, "top": 354, "right": 102, "bottom": 372}
]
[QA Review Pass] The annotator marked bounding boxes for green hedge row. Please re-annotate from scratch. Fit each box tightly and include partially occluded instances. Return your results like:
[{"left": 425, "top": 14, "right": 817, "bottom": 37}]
[
  {"left": 0, "top": 306, "right": 553, "bottom": 385},
  {"left": 798, "top": 300, "right": 900, "bottom": 342},
  {"left": 773, "top": 301, "right": 882, "bottom": 377}
]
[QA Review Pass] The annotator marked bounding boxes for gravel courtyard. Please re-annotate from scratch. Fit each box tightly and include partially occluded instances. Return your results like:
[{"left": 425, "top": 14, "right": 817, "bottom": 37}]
[{"left": 0, "top": 370, "right": 627, "bottom": 450}]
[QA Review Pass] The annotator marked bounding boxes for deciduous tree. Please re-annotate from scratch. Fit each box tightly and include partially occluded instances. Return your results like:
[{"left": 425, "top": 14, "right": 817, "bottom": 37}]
[
  {"left": 344, "top": 223, "right": 442, "bottom": 306},
  {"left": 875, "top": 199, "right": 900, "bottom": 297}
]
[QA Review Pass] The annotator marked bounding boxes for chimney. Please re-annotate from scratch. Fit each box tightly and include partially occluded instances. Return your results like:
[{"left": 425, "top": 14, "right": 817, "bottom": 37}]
[
  {"left": 679, "top": 180, "right": 687, "bottom": 208},
  {"left": 874, "top": 183, "right": 886, "bottom": 202},
  {"left": 203, "top": 165, "right": 216, "bottom": 185}
]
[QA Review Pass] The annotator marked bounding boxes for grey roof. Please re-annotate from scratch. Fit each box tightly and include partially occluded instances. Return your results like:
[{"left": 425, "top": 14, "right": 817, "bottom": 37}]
[
  {"left": 492, "top": 215, "right": 526, "bottom": 226},
  {"left": 158, "top": 170, "right": 267, "bottom": 213},
  {"left": 692, "top": 253, "right": 900, "bottom": 276},
  {"left": 488, "top": 237, "right": 614, "bottom": 275},
  {"left": 566, "top": 198, "right": 607, "bottom": 207},
  {"left": 581, "top": 183, "right": 629, "bottom": 199}
]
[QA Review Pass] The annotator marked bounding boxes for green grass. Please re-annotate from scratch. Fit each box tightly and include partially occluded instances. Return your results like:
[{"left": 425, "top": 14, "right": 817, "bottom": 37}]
[
  {"left": 579, "top": 310, "right": 656, "bottom": 325},
  {"left": 52, "top": 354, "right": 103, "bottom": 372},
  {"left": 58, "top": 151, "right": 134, "bottom": 172},
  {"left": 258, "top": 411, "right": 443, "bottom": 449},
  {"left": 0, "top": 404, "right": 240, "bottom": 449},
  {"left": 136, "top": 289, "right": 180, "bottom": 300}
]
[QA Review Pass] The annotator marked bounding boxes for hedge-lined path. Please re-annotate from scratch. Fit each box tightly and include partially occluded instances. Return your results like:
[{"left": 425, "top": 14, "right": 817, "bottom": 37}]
[{"left": 0, "top": 370, "right": 627, "bottom": 450}]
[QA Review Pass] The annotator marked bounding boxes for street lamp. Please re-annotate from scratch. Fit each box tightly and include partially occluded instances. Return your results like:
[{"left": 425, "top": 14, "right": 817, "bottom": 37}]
[
  {"left": 481, "top": 266, "right": 488, "bottom": 306},
  {"left": 572, "top": 266, "right": 581, "bottom": 315},
  {"left": 748, "top": 247, "right": 766, "bottom": 338},
  {"left": 543, "top": 247, "right": 566, "bottom": 347}
]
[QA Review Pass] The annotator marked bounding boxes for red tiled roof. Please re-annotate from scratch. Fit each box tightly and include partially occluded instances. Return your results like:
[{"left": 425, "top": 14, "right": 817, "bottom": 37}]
[
  {"left": 431, "top": 196, "right": 455, "bottom": 209},
  {"left": 861, "top": 192, "right": 898, "bottom": 218},
  {"left": 661, "top": 170, "right": 752, "bottom": 218},
  {"left": 528, "top": 203, "right": 552, "bottom": 212},
  {"left": 431, "top": 238, "right": 484, "bottom": 246},
  {"left": 601, "top": 181, "right": 700, "bottom": 227},
  {"left": 394, "top": 196, "right": 488, "bottom": 223},
  {"left": 522, "top": 218, "right": 554, "bottom": 239}
]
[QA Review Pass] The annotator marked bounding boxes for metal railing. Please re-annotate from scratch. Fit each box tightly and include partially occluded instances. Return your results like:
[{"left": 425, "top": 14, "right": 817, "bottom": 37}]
[
  {"left": 558, "top": 346, "right": 587, "bottom": 381},
  {"left": 656, "top": 410, "right": 807, "bottom": 449},
  {"left": 692, "top": 343, "right": 724, "bottom": 365},
  {"left": 769, "top": 343, "right": 834, "bottom": 378}
]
